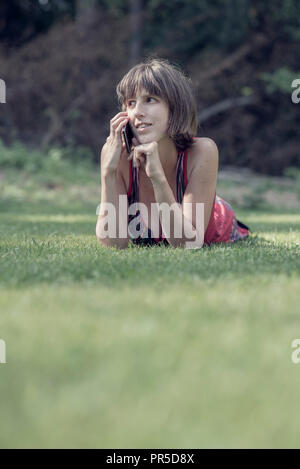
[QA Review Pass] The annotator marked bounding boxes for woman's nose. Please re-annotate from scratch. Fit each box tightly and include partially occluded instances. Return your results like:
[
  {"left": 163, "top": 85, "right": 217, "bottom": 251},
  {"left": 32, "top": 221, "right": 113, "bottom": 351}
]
[{"left": 133, "top": 101, "right": 145, "bottom": 117}]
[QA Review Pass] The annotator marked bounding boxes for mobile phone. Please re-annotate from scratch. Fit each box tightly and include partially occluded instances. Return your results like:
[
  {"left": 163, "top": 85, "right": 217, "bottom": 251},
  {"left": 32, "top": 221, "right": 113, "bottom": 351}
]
[{"left": 122, "top": 121, "right": 134, "bottom": 154}]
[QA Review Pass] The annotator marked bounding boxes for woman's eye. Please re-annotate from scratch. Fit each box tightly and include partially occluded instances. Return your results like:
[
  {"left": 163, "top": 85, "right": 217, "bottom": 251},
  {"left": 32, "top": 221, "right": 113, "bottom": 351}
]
[{"left": 128, "top": 97, "right": 156, "bottom": 106}]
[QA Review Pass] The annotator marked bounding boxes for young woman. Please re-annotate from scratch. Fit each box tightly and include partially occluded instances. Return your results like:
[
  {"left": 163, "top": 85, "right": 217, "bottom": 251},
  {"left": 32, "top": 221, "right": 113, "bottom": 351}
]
[{"left": 96, "top": 58, "right": 250, "bottom": 249}]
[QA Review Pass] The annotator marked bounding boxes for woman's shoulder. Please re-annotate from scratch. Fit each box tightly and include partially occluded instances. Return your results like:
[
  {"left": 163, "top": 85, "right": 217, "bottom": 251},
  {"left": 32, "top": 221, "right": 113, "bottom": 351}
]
[
  {"left": 187, "top": 137, "right": 219, "bottom": 177},
  {"left": 190, "top": 137, "right": 219, "bottom": 158}
]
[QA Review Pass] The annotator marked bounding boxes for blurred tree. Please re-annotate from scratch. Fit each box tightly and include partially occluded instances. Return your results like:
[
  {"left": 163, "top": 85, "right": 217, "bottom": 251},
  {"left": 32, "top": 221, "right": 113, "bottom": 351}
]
[
  {"left": 0, "top": 0, "right": 76, "bottom": 46},
  {"left": 95, "top": 0, "right": 143, "bottom": 65},
  {"left": 129, "top": 0, "right": 143, "bottom": 66},
  {"left": 1, "top": 0, "right": 299, "bottom": 174},
  {"left": 142, "top": 0, "right": 250, "bottom": 60},
  {"left": 249, "top": 0, "right": 300, "bottom": 40},
  {"left": 2, "top": 0, "right": 300, "bottom": 53},
  {"left": 96, "top": 0, "right": 130, "bottom": 17},
  {"left": 260, "top": 67, "right": 300, "bottom": 95}
]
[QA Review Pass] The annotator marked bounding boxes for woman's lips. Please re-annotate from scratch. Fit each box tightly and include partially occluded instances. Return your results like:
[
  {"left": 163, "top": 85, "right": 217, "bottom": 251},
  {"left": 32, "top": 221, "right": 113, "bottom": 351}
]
[{"left": 137, "top": 124, "right": 152, "bottom": 133}]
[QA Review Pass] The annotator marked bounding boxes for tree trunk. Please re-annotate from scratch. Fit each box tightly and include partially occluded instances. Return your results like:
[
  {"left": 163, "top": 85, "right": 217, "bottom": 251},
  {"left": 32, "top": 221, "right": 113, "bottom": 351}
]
[{"left": 129, "top": 0, "right": 143, "bottom": 67}]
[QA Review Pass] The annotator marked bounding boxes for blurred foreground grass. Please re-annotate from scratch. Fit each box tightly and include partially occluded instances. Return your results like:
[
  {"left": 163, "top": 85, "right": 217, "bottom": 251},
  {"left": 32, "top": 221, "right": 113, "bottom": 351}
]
[{"left": 0, "top": 162, "right": 300, "bottom": 448}]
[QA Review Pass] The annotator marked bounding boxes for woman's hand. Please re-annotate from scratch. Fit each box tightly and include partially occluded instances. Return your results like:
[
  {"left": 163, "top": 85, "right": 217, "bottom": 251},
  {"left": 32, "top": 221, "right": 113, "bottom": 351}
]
[
  {"left": 100, "top": 111, "right": 129, "bottom": 175},
  {"left": 128, "top": 137, "right": 165, "bottom": 181}
]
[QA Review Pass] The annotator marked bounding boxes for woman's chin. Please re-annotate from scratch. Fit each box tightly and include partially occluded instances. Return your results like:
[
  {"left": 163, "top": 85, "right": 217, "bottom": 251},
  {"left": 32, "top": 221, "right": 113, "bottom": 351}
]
[{"left": 138, "top": 135, "right": 152, "bottom": 143}]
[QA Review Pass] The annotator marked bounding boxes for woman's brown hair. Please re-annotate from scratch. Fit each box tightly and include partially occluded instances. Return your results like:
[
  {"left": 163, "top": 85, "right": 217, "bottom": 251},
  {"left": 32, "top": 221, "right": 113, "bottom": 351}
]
[{"left": 116, "top": 57, "right": 198, "bottom": 152}]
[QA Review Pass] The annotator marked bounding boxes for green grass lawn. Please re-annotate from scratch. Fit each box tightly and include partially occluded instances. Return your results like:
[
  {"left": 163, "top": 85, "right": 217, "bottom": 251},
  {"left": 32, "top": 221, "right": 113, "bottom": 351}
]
[{"left": 0, "top": 168, "right": 300, "bottom": 448}]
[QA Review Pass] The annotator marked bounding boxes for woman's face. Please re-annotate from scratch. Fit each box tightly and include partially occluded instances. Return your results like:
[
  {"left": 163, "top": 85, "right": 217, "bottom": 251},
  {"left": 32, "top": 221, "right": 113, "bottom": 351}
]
[{"left": 125, "top": 87, "right": 170, "bottom": 144}]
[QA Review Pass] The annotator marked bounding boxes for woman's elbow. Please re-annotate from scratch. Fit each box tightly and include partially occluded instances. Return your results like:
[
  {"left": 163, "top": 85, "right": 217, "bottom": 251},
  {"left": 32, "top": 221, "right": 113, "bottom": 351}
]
[{"left": 96, "top": 234, "right": 128, "bottom": 250}]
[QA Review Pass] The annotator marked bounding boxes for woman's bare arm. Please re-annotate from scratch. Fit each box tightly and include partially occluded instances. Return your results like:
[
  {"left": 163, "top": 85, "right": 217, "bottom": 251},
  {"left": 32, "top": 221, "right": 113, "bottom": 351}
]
[{"left": 96, "top": 166, "right": 129, "bottom": 249}]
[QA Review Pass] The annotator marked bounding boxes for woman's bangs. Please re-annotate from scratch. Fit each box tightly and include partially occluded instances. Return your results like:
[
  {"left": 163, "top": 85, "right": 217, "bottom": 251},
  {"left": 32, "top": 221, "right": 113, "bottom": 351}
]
[{"left": 123, "top": 68, "right": 163, "bottom": 101}]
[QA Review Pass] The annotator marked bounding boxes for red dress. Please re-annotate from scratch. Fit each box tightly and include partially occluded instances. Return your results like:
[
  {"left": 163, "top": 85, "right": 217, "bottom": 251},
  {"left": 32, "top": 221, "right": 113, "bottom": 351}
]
[{"left": 127, "top": 143, "right": 250, "bottom": 246}]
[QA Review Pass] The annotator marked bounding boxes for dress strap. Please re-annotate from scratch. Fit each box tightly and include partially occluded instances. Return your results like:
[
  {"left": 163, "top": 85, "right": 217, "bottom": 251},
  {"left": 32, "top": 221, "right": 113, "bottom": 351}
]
[
  {"left": 128, "top": 159, "right": 133, "bottom": 198},
  {"left": 184, "top": 148, "right": 188, "bottom": 188},
  {"left": 127, "top": 160, "right": 139, "bottom": 203},
  {"left": 176, "top": 149, "right": 188, "bottom": 204}
]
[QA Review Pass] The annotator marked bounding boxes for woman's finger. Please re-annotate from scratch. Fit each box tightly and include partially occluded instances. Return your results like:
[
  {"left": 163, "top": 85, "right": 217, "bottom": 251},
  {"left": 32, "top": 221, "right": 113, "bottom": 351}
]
[
  {"left": 110, "top": 114, "right": 128, "bottom": 134},
  {"left": 133, "top": 152, "right": 140, "bottom": 168},
  {"left": 127, "top": 147, "right": 134, "bottom": 160},
  {"left": 135, "top": 153, "right": 146, "bottom": 168},
  {"left": 116, "top": 117, "right": 129, "bottom": 134}
]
